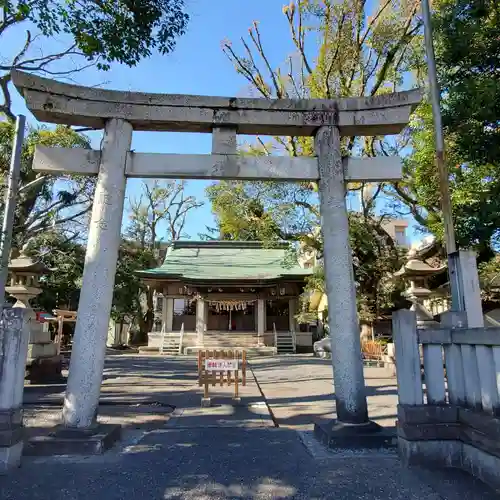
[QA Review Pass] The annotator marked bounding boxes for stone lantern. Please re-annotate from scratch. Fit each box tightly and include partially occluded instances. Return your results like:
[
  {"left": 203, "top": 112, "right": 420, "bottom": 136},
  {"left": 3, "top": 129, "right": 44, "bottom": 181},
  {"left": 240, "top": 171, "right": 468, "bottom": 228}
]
[
  {"left": 6, "top": 251, "right": 62, "bottom": 382},
  {"left": 6, "top": 253, "right": 47, "bottom": 307},
  {"left": 394, "top": 249, "right": 445, "bottom": 328}
]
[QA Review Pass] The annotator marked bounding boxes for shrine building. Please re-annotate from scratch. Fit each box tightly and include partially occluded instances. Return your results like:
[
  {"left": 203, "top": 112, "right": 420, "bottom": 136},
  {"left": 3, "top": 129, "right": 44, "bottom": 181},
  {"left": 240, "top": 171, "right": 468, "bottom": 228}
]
[{"left": 137, "top": 240, "right": 313, "bottom": 355}]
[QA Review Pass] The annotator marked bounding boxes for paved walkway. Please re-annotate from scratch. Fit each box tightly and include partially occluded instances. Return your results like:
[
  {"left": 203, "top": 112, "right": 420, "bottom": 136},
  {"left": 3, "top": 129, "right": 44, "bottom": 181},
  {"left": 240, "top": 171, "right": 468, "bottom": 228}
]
[
  {"left": 248, "top": 355, "right": 397, "bottom": 429},
  {"left": 0, "top": 355, "right": 496, "bottom": 499},
  {"left": 22, "top": 354, "right": 271, "bottom": 436}
]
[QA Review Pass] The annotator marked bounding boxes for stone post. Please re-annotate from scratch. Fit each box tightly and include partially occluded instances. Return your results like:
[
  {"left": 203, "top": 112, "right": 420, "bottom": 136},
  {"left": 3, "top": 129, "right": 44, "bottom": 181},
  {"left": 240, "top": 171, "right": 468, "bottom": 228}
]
[
  {"left": 152, "top": 290, "right": 162, "bottom": 332},
  {"left": 257, "top": 298, "right": 266, "bottom": 346},
  {"left": 62, "top": 119, "right": 132, "bottom": 429},
  {"left": 204, "top": 302, "right": 209, "bottom": 331},
  {"left": 0, "top": 308, "right": 30, "bottom": 472},
  {"left": 196, "top": 298, "right": 205, "bottom": 346},
  {"left": 315, "top": 126, "right": 369, "bottom": 425},
  {"left": 288, "top": 298, "right": 297, "bottom": 333},
  {"left": 163, "top": 296, "right": 174, "bottom": 333}
]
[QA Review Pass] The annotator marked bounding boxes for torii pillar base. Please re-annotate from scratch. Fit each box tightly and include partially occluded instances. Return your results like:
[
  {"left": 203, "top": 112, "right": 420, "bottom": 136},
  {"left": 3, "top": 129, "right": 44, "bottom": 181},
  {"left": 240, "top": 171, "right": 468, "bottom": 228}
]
[
  {"left": 25, "top": 424, "right": 121, "bottom": 456},
  {"left": 314, "top": 419, "right": 397, "bottom": 450}
]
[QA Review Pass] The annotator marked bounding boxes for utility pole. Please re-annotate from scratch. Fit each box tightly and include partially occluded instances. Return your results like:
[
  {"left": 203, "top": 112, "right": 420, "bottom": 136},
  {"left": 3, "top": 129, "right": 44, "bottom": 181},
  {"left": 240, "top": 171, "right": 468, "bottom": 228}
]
[
  {"left": 0, "top": 115, "right": 26, "bottom": 311},
  {"left": 421, "top": 0, "right": 464, "bottom": 310}
]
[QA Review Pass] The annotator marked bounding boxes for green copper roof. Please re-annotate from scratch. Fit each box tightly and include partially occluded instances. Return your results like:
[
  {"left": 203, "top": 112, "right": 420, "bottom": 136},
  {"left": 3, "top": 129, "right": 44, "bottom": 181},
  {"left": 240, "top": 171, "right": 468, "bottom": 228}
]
[{"left": 137, "top": 241, "right": 312, "bottom": 283}]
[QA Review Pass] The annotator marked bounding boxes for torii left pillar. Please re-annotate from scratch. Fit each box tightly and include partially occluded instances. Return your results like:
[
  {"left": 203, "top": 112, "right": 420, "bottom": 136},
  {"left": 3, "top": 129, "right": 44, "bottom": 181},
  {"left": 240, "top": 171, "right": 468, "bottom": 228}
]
[{"left": 62, "top": 119, "right": 131, "bottom": 435}]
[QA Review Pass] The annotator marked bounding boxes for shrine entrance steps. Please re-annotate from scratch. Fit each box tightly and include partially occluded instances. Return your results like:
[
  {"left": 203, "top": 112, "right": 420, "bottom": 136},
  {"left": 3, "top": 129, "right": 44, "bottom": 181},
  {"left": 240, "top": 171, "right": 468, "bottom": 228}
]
[
  {"left": 275, "top": 331, "right": 296, "bottom": 354},
  {"left": 140, "top": 331, "right": 279, "bottom": 357},
  {"left": 159, "top": 335, "right": 181, "bottom": 355},
  {"left": 183, "top": 345, "right": 276, "bottom": 357}
]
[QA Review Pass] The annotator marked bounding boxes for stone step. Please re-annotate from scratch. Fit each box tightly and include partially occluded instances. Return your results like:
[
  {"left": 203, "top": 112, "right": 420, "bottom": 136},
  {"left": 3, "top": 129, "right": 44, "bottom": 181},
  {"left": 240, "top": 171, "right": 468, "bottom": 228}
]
[
  {"left": 202, "top": 335, "right": 259, "bottom": 340},
  {"left": 184, "top": 346, "right": 276, "bottom": 357},
  {"left": 276, "top": 333, "right": 295, "bottom": 354},
  {"left": 198, "top": 339, "right": 259, "bottom": 346},
  {"left": 200, "top": 340, "right": 258, "bottom": 346},
  {"left": 160, "top": 339, "right": 180, "bottom": 355},
  {"left": 140, "top": 345, "right": 277, "bottom": 357}
]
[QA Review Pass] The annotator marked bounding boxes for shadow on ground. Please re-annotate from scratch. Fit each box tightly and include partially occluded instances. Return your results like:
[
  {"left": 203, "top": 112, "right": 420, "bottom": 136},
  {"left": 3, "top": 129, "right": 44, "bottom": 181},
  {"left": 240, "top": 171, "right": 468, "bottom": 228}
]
[{"left": 1, "top": 427, "right": 498, "bottom": 499}]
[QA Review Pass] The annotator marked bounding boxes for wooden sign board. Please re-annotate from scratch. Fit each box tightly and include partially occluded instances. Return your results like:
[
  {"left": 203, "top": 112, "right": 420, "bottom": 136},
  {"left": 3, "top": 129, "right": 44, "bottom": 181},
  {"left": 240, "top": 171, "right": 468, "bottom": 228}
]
[
  {"left": 205, "top": 359, "right": 238, "bottom": 371},
  {"left": 198, "top": 349, "right": 246, "bottom": 407}
]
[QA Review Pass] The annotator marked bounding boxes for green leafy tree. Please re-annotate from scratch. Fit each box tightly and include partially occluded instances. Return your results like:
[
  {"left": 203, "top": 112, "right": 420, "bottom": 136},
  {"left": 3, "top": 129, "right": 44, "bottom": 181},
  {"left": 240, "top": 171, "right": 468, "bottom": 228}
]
[
  {"left": 388, "top": 0, "right": 500, "bottom": 259},
  {"left": 208, "top": 0, "right": 420, "bottom": 319},
  {"left": 478, "top": 255, "right": 500, "bottom": 303},
  {"left": 205, "top": 180, "right": 316, "bottom": 246},
  {"left": 0, "top": 121, "right": 94, "bottom": 251},
  {"left": 435, "top": 0, "right": 500, "bottom": 166},
  {"left": 218, "top": 0, "right": 424, "bottom": 246},
  {"left": 1, "top": 0, "right": 189, "bottom": 119},
  {"left": 112, "top": 243, "right": 156, "bottom": 334},
  {"left": 349, "top": 212, "right": 407, "bottom": 321},
  {"left": 26, "top": 230, "right": 85, "bottom": 312},
  {"left": 208, "top": 178, "right": 405, "bottom": 321},
  {"left": 389, "top": 102, "right": 500, "bottom": 261}
]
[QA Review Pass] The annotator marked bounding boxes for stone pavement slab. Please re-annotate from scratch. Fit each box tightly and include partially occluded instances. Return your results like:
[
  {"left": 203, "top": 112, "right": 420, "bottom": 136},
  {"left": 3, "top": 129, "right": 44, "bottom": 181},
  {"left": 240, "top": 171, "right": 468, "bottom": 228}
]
[
  {"left": 22, "top": 355, "right": 271, "bottom": 444},
  {"left": 249, "top": 355, "right": 398, "bottom": 430},
  {"left": 165, "top": 401, "right": 273, "bottom": 429}
]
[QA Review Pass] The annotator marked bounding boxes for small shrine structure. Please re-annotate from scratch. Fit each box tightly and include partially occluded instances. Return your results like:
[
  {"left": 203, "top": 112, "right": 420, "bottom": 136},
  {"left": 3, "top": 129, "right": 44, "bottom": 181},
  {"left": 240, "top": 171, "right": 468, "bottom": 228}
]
[{"left": 137, "top": 240, "right": 312, "bottom": 354}]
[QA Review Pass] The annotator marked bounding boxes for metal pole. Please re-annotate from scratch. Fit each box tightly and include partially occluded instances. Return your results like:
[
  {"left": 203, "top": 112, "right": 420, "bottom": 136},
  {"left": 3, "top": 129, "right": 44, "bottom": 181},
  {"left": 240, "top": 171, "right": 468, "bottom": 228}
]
[
  {"left": 0, "top": 115, "right": 26, "bottom": 311},
  {"left": 421, "top": 0, "right": 462, "bottom": 309}
]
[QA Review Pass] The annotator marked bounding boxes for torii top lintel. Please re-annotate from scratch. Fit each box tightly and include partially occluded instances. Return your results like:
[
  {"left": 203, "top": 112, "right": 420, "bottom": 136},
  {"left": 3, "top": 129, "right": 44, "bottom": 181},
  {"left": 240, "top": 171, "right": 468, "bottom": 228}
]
[{"left": 12, "top": 70, "right": 422, "bottom": 137}]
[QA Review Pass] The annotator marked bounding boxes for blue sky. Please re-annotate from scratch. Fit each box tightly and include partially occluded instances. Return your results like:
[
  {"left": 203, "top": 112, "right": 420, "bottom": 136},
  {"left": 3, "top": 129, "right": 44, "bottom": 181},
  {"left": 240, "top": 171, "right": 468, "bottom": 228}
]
[
  {"left": 4, "top": 0, "right": 420, "bottom": 243},
  {"left": 4, "top": 0, "right": 300, "bottom": 240}
]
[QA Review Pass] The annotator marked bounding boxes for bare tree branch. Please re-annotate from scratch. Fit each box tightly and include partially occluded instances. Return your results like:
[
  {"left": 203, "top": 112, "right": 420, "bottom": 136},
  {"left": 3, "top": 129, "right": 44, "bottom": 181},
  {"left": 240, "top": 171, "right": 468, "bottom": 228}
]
[
  {"left": 249, "top": 22, "right": 284, "bottom": 98},
  {"left": 284, "top": 2, "right": 313, "bottom": 76},
  {"left": 27, "top": 205, "right": 92, "bottom": 237},
  {"left": 324, "top": 11, "right": 346, "bottom": 98},
  {"left": 0, "top": 23, "right": 100, "bottom": 120},
  {"left": 0, "top": 74, "right": 14, "bottom": 120},
  {"left": 370, "top": 15, "right": 422, "bottom": 96},
  {"left": 125, "top": 180, "right": 204, "bottom": 250},
  {"left": 222, "top": 41, "right": 270, "bottom": 98},
  {"left": 388, "top": 183, "right": 430, "bottom": 227},
  {"left": 257, "top": 137, "right": 271, "bottom": 155},
  {"left": 360, "top": 0, "right": 393, "bottom": 46}
]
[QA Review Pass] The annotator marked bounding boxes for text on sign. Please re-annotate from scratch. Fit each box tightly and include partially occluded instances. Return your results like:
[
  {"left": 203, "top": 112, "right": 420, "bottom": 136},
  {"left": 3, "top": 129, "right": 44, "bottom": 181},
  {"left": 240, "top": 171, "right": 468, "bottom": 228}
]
[{"left": 205, "top": 359, "right": 239, "bottom": 371}]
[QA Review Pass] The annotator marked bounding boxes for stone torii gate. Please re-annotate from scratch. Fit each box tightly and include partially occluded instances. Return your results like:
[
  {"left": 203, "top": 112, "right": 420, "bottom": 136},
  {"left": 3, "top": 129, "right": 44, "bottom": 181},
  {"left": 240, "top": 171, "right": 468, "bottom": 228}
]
[{"left": 12, "top": 70, "right": 421, "bottom": 442}]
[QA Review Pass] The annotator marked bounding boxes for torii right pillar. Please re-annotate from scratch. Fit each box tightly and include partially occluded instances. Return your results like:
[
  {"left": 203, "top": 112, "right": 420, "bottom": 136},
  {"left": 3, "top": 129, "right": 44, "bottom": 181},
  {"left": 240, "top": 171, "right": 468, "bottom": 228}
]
[{"left": 314, "top": 126, "right": 392, "bottom": 447}]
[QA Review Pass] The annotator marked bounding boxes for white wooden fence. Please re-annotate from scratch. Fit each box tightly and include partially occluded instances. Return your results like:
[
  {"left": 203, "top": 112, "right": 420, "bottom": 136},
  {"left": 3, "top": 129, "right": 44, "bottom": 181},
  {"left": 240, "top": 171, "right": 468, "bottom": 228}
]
[
  {"left": 392, "top": 309, "right": 500, "bottom": 490},
  {"left": 393, "top": 310, "right": 500, "bottom": 412}
]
